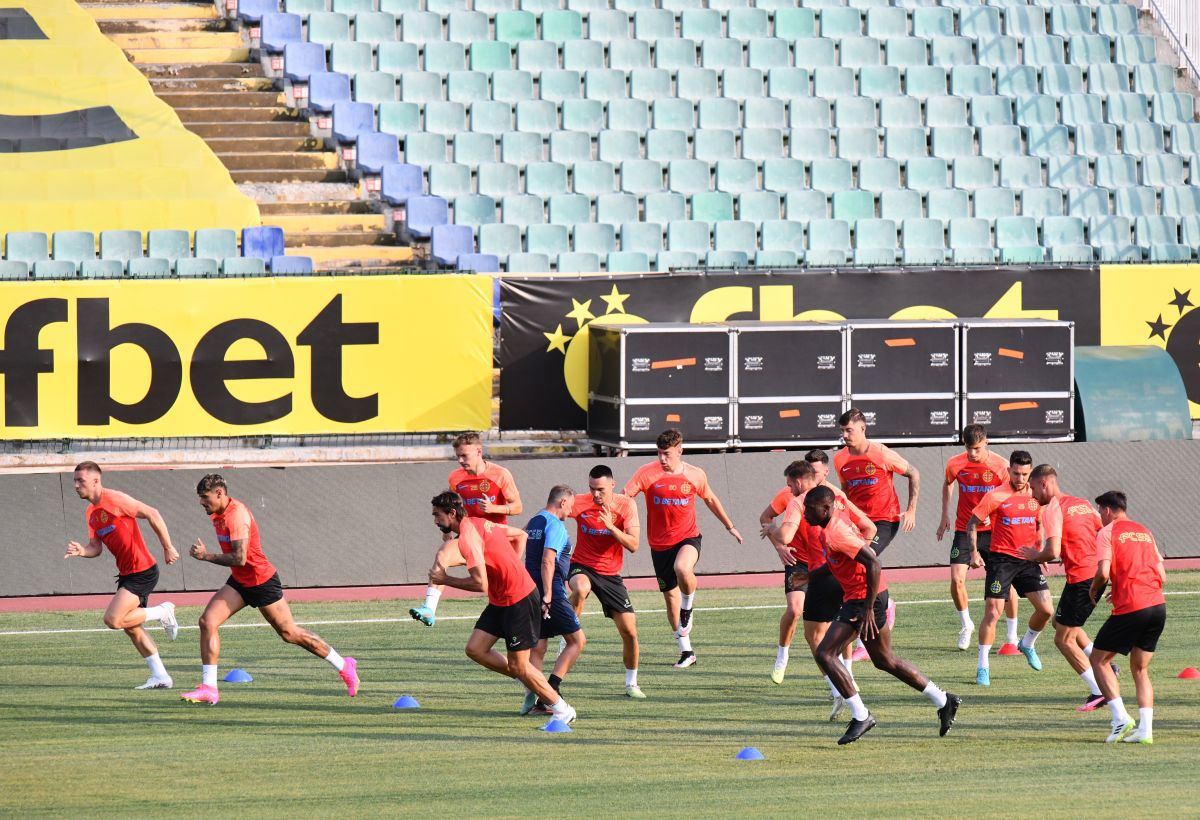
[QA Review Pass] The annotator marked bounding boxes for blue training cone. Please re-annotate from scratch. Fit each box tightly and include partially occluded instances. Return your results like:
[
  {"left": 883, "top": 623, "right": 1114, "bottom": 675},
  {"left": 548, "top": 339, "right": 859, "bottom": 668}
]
[
  {"left": 540, "top": 718, "right": 573, "bottom": 733},
  {"left": 223, "top": 668, "right": 253, "bottom": 683},
  {"left": 736, "top": 747, "right": 764, "bottom": 761},
  {"left": 392, "top": 695, "right": 420, "bottom": 709}
]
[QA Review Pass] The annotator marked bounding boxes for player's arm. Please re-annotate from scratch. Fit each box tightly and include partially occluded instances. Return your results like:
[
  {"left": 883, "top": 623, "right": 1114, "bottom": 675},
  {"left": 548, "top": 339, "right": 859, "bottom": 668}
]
[
  {"left": 600, "top": 506, "right": 639, "bottom": 554},
  {"left": 854, "top": 545, "right": 884, "bottom": 639},
  {"left": 936, "top": 471, "right": 954, "bottom": 541},
  {"left": 899, "top": 463, "right": 920, "bottom": 533},
  {"left": 965, "top": 515, "right": 985, "bottom": 568},
  {"left": 504, "top": 525, "right": 528, "bottom": 560},
  {"left": 437, "top": 560, "right": 487, "bottom": 594},
  {"left": 540, "top": 548, "right": 557, "bottom": 606},
  {"left": 1154, "top": 546, "right": 1167, "bottom": 586},
  {"left": 701, "top": 487, "right": 743, "bottom": 544},
  {"left": 190, "top": 537, "right": 247, "bottom": 567},
  {"left": 758, "top": 502, "right": 778, "bottom": 535},
  {"left": 766, "top": 518, "right": 799, "bottom": 566},
  {"left": 1089, "top": 559, "right": 1111, "bottom": 604},
  {"left": 1020, "top": 534, "right": 1059, "bottom": 563},
  {"left": 132, "top": 500, "right": 180, "bottom": 565},
  {"left": 842, "top": 497, "right": 877, "bottom": 542},
  {"left": 64, "top": 538, "right": 104, "bottom": 559}
]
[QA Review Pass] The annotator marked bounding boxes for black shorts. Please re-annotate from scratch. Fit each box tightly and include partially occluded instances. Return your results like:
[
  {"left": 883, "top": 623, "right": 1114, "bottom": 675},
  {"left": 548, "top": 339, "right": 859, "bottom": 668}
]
[
  {"left": 784, "top": 561, "right": 809, "bottom": 594},
  {"left": 117, "top": 564, "right": 159, "bottom": 608},
  {"left": 835, "top": 590, "right": 890, "bottom": 628},
  {"left": 226, "top": 572, "right": 285, "bottom": 609},
  {"left": 950, "top": 530, "right": 991, "bottom": 566},
  {"left": 1055, "top": 580, "right": 1100, "bottom": 628},
  {"left": 984, "top": 552, "right": 1048, "bottom": 599},
  {"left": 1094, "top": 603, "right": 1167, "bottom": 655},
  {"left": 803, "top": 570, "right": 844, "bottom": 623},
  {"left": 872, "top": 521, "right": 900, "bottom": 555},
  {"left": 475, "top": 589, "right": 542, "bottom": 651},
  {"left": 540, "top": 594, "right": 582, "bottom": 640},
  {"left": 651, "top": 536, "right": 702, "bottom": 592},
  {"left": 568, "top": 563, "right": 634, "bottom": 618}
]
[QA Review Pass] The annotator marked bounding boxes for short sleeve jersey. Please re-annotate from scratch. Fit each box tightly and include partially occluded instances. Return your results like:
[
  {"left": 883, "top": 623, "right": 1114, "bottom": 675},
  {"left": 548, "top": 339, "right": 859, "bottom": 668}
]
[
  {"left": 211, "top": 498, "right": 277, "bottom": 587},
  {"left": 569, "top": 493, "right": 639, "bottom": 576},
  {"left": 449, "top": 462, "right": 518, "bottom": 525},
  {"left": 523, "top": 511, "right": 572, "bottom": 599},
  {"left": 945, "top": 452, "right": 1010, "bottom": 532},
  {"left": 971, "top": 486, "right": 1041, "bottom": 559},
  {"left": 834, "top": 442, "right": 909, "bottom": 523},
  {"left": 624, "top": 462, "right": 711, "bottom": 550},
  {"left": 778, "top": 484, "right": 872, "bottom": 568},
  {"left": 1041, "top": 495, "right": 1103, "bottom": 584},
  {"left": 86, "top": 489, "right": 155, "bottom": 577},
  {"left": 817, "top": 504, "right": 889, "bottom": 601},
  {"left": 459, "top": 517, "right": 536, "bottom": 607},
  {"left": 1095, "top": 519, "right": 1165, "bottom": 615}
]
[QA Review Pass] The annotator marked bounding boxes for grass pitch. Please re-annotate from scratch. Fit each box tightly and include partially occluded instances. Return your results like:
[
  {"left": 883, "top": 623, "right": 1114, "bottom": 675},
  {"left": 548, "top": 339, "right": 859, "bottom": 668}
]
[{"left": 3, "top": 574, "right": 1200, "bottom": 818}]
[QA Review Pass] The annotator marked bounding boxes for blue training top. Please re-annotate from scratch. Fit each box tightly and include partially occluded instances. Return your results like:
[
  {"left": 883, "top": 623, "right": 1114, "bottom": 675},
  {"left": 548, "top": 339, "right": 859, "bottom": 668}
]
[{"left": 524, "top": 511, "right": 572, "bottom": 600}]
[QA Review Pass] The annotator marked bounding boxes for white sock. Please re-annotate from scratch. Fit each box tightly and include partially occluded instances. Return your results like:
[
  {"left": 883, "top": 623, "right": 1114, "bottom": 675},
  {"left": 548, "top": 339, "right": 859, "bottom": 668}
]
[
  {"left": 677, "top": 634, "right": 693, "bottom": 652},
  {"left": 958, "top": 609, "right": 972, "bottom": 628},
  {"left": 324, "top": 648, "right": 345, "bottom": 671},
  {"left": 422, "top": 585, "right": 442, "bottom": 612},
  {"left": 625, "top": 667, "right": 638, "bottom": 687},
  {"left": 202, "top": 664, "right": 218, "bottom": 687},
  {"left": 824, "top": 674, "right": 840, "bottom": 697},
  {"left": 680, "top": 592, "right": 695, "bottom": 609},
  {"left": 855, "top": 637, "right": 865, "bottom": 650},
  {"left": 922, "top": 681, "right": 948, "bottom": 709},
  {"left": 776, "top": 645, "right": 789, "bottom": 666},
  {"left": 1006, "top": 617, "right": 1019, "bottom": 644},
  {"left": 1083, "top": 642, "right": 1094, "bottom": 657},
  {"left": 978, "top": 644, "right": 992, "bottom": 669},
  {"left": 841, "top": 654, "right": 854, "bottom": 674},
  {"left": 145, "top": 653, "right": 168, "bottom": 678},
  {"left": 1020, "top": 627, "right": 1041, "bottom": 649},
  {"left": 846, "top": 693, "right": 869, "bottom": 720},
  {"left": 1080, "top": 667, "right": 1102, "bottom": 696},
  {"left": 141, "top": 605, "right": 164, "bottom": 623},
  {"left": 550, "top": 697, "right": 572, "bottom": 717},
  {"left": 1139, "top": 707, "right": 1153, "bottom": 734},
  {"left": 1108, "top": 696, "right": 1127, "bottom": 722}
]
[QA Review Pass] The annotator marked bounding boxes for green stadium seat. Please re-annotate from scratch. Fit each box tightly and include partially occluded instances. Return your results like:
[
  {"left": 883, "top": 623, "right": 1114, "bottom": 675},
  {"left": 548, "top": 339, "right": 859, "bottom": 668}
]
[
  {"left": 712, "top": 220, "right": 757, "bottom": 257},
  {"left": 476, "top": 162, "right": 519, "bottom": 199},
  {"left": 557, "top": 99, "right": 600, "bottom": 132},
  {"left": 0, "top": 259, "right": 32, "bottom": 279},
  {"left": 428, "top": 162, "right": 472, "bottom": 199},
  {"left": 681, "top": 8, "right": 723, "bottom": 40},
  {"left": 98, "top": 230, "right": 142, "bottom": 262},
  {"left": 978, "top": 36, "right": 1020, "bottom": 69},
  {"left": 514, "top": 41, "right": 556, "bottom": 73},
  {"left": 906, "top": 156, "right": 950, "bottom": 190},
  {"left": 725, "top": 68, "right": 766, "bottom": 100},
  {"left": 718, "top": 159, "right": 760, "bottom": 194},
  {"left": 1113, "top": 186, "right": 1158, "bottom": 218},
  {"left": 811, "top": 158, "right": 853, "bottom": 192},
  {"left": 1094, "top": 155, "right": 1138, "bottom": 189},
  {"left": 526, "top": 162, "right": 570, "bottom": 198},
  {"left": 1134, "top": 64, "right": 1176, "bottom": 95},
  {"left": 702, "top": 250, "right": 747, "bottom": 267},
  {"left": 605, "top": 251, "right": 650, "bottom": 272},
  {"left": 399, "top": 12, "right": 441, "bottom": 44},
  {"left": 950, "top": 65, "right": 992, "bottom": 96},
  {"left": 1069, "top": 34, "right": 1112, "bottom": 66},
  {"left": 479, "top": 223, "right": 522, "bottom": 260},
  {"left": 309, "top": 12, "right": 351, "bottom": 47},
  {"left": 404, "top": 132, "right": 447, "bottom": 165},
  {"left": 1154, "top": 93, "right": 1197, "bottom": 126},
  {"left": 859, "top": 66, "right": 902, "bottom": 97},
  {"left": 859, "top": 158, "right": 902, "bottom": 191},
  {"left": 356, "top": 12, "right": 398, "bottom": 45},
  {"left": 760, "top": 219, "right": 804, "bottom": 253},
  {"left": 619, "top": 159, "right": 663, "bottom": 195},
  {"left": 745, "top": 98, "right": 786, "bottom": 129},
  {"left": 612, "top": 40, "right": 652, "bottom": 71},
  {"left": 953, "top": 156, "right": 995, "bottom": 189},
  {"left": 554, "top": 251, "right": 598, "bottom": 272},
  {"left": 901, "top": 218, "right": 947, "bottom": 262},
  {"left": 503, "top": 252, "right": 548, "bottom": 272},
  {"left": 814, "top": 66, "right": 856, "bottom": 97},
  {"left": 748, "top": 38, "right": 790, "bottom": 70},
  {"left": 885, "top": 127, "right": 928, "bottom": 160},
  {"left": 931, "top": 36, "right": 974, "bottom": 68},
  {"left": 53, "top": 231, "right": 95, "bottom": 266},
  {"left": 694, "top": 128, "right": 737, "bottom": 161},
  {"left": 762, "top": 158, "right": 807, "bottom": 192},
  {"left": 881, "top": 189, "right": 923, "bottom": 221},
  {"left": 678, "top": 68, "right": 720, "bottom": 100},
  {"left": 931, "top": 126, "right": 974, "bottom": 159},
  {"left": 596, "top": 193, "right": 638, "bottom": 226},
  {"left": 6, "top": 231, "right": 49, "bottom": 264},
  {"left": 854, "top": 217, "right": 898, "bottom": 260},
  {"left": 978, "top": 125, "right": 1023, "bottom": 157},
  {"left": 790, "top": 98, "right": 833, "bottom": 128},
  {"left": 835, "top": 96, "right": 877, "bottom": 128},
  {"left": 1141, "top": 154, "right": 1185, "bottom": 187},
  {"left": 791, "top": 41, "right": 837, "bottom": 72},
  {"left": 633, "top": 9, "right": 675, "bottom": 41},
  {"left": 399, "top": 71, "right": 443, "bottom": 103},
  {"left": 701, "top": 39, "right": 744, "bottom": 70},
  {"left": 928, "top": 188, "right": 970, "bottom": 220},
  {"left": 172, "top": 258, "right": 218, "bottom": 277},
  {"left": 1172, "top": 123, "right": 1200, "bottom": 156},
  {"left": 572, "top": 222, "right": 617, "bottom": 256},
  {"left": 912, "top": 7, "right": 955, "bottom": 39},
  {"left": 469, "top": 41, "right": 513, "bottom": 73},
  {"left": 502, "top": 194, "right": 547, "bottom": 227},
  {"left": 841, "top": 37, "right": 882, "bottom": 69},
  {"left": 905, "top": 66, "right": 948, "bottom": 97},
  {"left": 833, "top": 190, "right": 876, "bottom": 220},
  {"left": 960, "top": 6, "right": 1001, "bottom": 40},
  {"left": 627, "top": 68, "right": 670, "bottom": 101},
  {"left": 738, "top": 191, "right": 783, "bottom": 224},
  {"left": 33, "top": 260, "right": 78, "bottom": 278},
  {"left": 539, "top": 70, "right": 582, "bottom": 103},
  {"left": 1026, "top": 124, "right": 1070, "bottom": 158},
  {"left": 742, "top": 128, "right": 784, "bottom": 160},
  {"left": 806, "top": 218, "right": 851, "bottom": 264},
  {"left": 1040, "top": 65, "right": 1083, "bottom": 98},
  {"left": 426, "top": 101, "right": 467, "bottom": 135},
  {"left": 975, "top": 187, "right": 1017, "bottom": 219},
  {"left": 970, "top": 96, "right": 1014, "bottom": 127},
  {"left": 525, "top": 224, "right": 570, "bottom": 257},
  {"left": 1015, "top": 95, "right": 1059, "bottom": 127},
  {"left": 696, "top": 98, "right": 738, "bottom": 131},
  {"left": 655, "top": 250, "right": 699, "bottom": 270},
  {"left": 355, "top": 71, "right": 398, "bottom": 104},
  {"left": 1075, "top": 123, "right": 1118, "bottom": 157},
  {"left": 466, "top": 101, "right": 510, "bottom": 136},
  {"left": 548, "top": 133, "right": 591, "bottom": 166},
  {"left": 926, "top": 96, "right": 968, "bottom": 128},
  {"left": 1087, "top": 64, "right": 1130, "bottom": 95},
  {"left": 332, "top": 42, "right": 374, "bottom": 75},
  {"left": 786, "top": 190, "right": 830, "bottom": 220},
  {"left": 995, "top": 65, "right": 1039, "bottom": 97},
  {"left": 821, "top": 7, "right": 863, "bottom": 39},
  {"left": 838, "top": 127, "right": 880, "bottom": 160},
  {"left": 610, "top": 99, "right": 650, "bottom": 132},
  {"left": 125, "top": 257, "right": 171, "bottom": 277},
  {"left": 646, "top": 128, "right": 687, "bottom": 161},
  {"left": 1060, "top": 93, "right": 1104, "bottom": 126},
  {"left": 885, "top": 38, "right": 929, "bottom": 70},
  {"left": 692, "top": 191, "right": 735, "bottom": 223},
  {"left": 378, "top": 42, "right": 420, "bottom": 73},
  {"left": 573, "top": 160, "right": 617, "bottom": 197},
  {"left": 667, "top": 159, "right": 711, "bottom": 195},
  {"left": 654, "top": 38, "right": 698, "bottom": 72},
  {"left": 880, "top": 97, "right": 922, "bottom": 128},
  {"left": 620, "top": 221, "right": 664, "bottom": 256},
  {"left": 1121, "top": 122, "right": 1165, "bottom": 157},
  {"left": 729, "top": 7, "right": 770, "bottom": 39},
  {"left": 455, "top": 194, "right": 498, "bottom": 227},
  {"left": 194, "top": 229, "right": 238, "bottom": 261},
  {"left": 1089, "top": 214, "right": 1133, "bottom": 246},
  {"left": 866, "top": 7, "right": 907, "bottom": 40},
  {"left": 1116, "top": 35, "right": 1156, "bottom": 65},
  {"left": 1070, "top": 187, "right": 1111, "bottom": 217},
  {"left": 775, "top": 8, "right": 818, "bottom": 41},
  {"left": 645, "top": 191, "right": 687, "bottom": 224}
]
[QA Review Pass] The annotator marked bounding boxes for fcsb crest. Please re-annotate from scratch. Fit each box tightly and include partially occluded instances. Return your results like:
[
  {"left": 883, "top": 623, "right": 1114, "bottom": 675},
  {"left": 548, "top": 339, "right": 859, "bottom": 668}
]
[
  {"left": 1027, "top": 499, "right": 1038, "bottom": 511},
  {"left": 478, "top": 479, "right": 491, "bottom": 493},
  {"left": 864, "top": 463, "right": 877, "bottom": 476},
  {"left": 99, "top": 511, "right": 108, "bottom": 523},
  {"left": 982, "top": 471, "right": 994, "bottom": 482},
  {"left": 680, "top": 482, "right": 692, "bottom": 495}
]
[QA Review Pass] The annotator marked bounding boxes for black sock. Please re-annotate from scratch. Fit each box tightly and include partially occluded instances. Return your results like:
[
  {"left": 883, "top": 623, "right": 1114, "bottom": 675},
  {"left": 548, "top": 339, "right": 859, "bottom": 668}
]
[{"left": 548, "top": 674, "right": 562, "bottom": 692}]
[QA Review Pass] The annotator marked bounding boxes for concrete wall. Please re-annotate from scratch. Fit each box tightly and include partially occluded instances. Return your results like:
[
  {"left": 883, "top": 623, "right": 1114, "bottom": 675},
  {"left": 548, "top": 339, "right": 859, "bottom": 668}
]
[{"left": 9, "top": 440, "right": 1200, "bottom": 596}]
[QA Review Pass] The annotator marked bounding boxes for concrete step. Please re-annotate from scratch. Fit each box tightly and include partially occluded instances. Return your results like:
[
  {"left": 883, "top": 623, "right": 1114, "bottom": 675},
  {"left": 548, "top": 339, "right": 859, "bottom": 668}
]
[
  {"left": 175, "top": 106, "right": 296, "bottom": 123},
  {"left": 231, "top": 169, "right": 349, "bottom": 183},
  {"left": 205, "top": 136, "right": 324, "bottom": 152},
  {"left": 271, "top": 213, "right": 389, "bottom": 233},
  {"left": 290, "top": 245, "right": 417, "bottom": 267},
  {"left": 125, "top": 46, "right": 250, "bottom": 63},
  {"left": 258, "top": 199, "right": 377, "bottom": 216},
  {"left": 140, "top": 62, "right": 265, "bottom": 79},
  {"left": 84, "top": 2, "right": 218, "bottom": 19},
  {"left": 158, "top": 90, "right": 284, "bottom": 108},
  {"left": 284, "top": 230, "right": 396, "bottom": 247},
  {"left": 99, "top": 17, "right": 231, "bottom": 34},
  {"left": 217, "top": 151, "right": 339, "bottom": 171},
  {"left": 149, "top": 76, "right": 276, "bottom": 92},
  {"left": 109, "top": 31, "right": 245, "bottom": 49},
  {"left": 188, "top": 120, "right": 311, "bottom": 138}
]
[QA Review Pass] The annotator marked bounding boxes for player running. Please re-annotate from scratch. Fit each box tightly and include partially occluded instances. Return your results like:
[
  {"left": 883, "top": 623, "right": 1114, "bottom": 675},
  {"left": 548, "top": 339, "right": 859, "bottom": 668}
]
[
  {"left": 427, "top": 491, "right": 577, "bottom": 725},
  {"left": 410, "top": 432, "right": 523, "bottom": 627},
  {"left": 937, "top": 424, "right": 1020, "bottom": 651},
  {"left": 180, "top": 474, "right": 359, "bottom": 705},
  {"left": 1021, "top": 465, "right": 1107, "bottom": 711},
  {"left": 65, "top": 461, "right": 181, "bottom": 690},
  {"left": 967, "top": 451, "right": 1053, "bottom": 686},
  {"left": 520, "top": 485, "right": 586, "bottom": 716},
  {"left": 624, "top": 429, "right": 743, "bottom": 669},
  {"left": 568, "top": 464, "right": 645, "bottom": 698},
  {"left": 1089, "top": 491, "right": 1166, "bottom": 744},
  {"left": 793, "top": 486, "right": 960, "bottom": 745}
]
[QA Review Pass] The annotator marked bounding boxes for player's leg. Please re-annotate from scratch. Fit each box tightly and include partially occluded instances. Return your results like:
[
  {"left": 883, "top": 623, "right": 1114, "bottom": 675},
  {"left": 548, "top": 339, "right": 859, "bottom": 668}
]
[
  {"left": 666, "top": 549, "right": 697, "bottom": 665},
  {"left": 182, "top": 586, "right": 245, "bottom": 703},
  {"left": 465, "top": 628, "right": 511, "bottom": 676},
  {"left": 259, "top": 595, "right": 359, "bottom": 695},
  {"left": 521, "top": 638, "right": 551, "bottom": 715},
  {"left": 773, "top": 588, "right": 803, "bottom": 684},
  {"left": 411, "top": 537, "right": 463, "bottom": 626},
  {"left": 674, "top": 541, "right": 700, "bottom": 635},
  {"left": 661, "top": 585, "right": 681, "bottom": 633},
  {"left": 568, "top": 569, "right": 592, "bottom": 618},
  {"left": 611, "top": 611, "right": 644, "bottom": 697},
  {"left": 1015, "top": 582, "right": 1053, "bottom": 671},
  {"left": 107, "top": 588, "right": 174, "bottom": 689},
  {"left": 815, "top": 619, "right": 877, "bottom": 743},
  {"left": 1124, "top": 647, "right": 1155, "bottom": 743},
  {"left": 976, "top": 592, "right": 1006, "bottom": 685},
  {"left": 949, "top": 533, "right": 974, "bottom": 649},
  {"left": 1091, "top": 644, "right": 1135, "bottom": 741},
  {"left": 1002, "top": 587, "right": 1020, "bottom": 649},
  {"left": 508, "top": 647, "right": 576, "bottom": 723},
  {"left": 864, "top": 618, "right": 961, "bottom": 737}
]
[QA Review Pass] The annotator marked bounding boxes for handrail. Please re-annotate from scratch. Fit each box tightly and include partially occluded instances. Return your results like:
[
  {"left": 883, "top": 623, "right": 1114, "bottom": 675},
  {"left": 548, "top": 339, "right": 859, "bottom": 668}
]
[{"left": 1145, "top": 0, "right": 1200, "bottom": 85}]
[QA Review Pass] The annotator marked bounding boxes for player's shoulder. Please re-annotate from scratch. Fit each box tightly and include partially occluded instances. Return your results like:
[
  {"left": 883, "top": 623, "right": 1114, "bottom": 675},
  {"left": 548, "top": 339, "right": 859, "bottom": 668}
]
[
  {"left": 487, "top": 462, "right": 515, "bottom": 480},
  {"left": 615, "top": 493, "right": 638, "bottom": 512},
  {"left": 945, "top": 452, "right": 967, "bottom": 470},
  {"left": 833, "top": 446, "right": 849, "bottom": 464},
  {"left": 682, "top": 461, "right": 708, "bottom": 481},
  {"left": 447, "top": 467, "right": 467, "bottom": 484},
  {"left": 571, "top": 493, "right": 593, "bottom": 513},
  {"left": 102, "top": 488, "right": 139, "bottom": 510},
  {"left": 987, "top": 452, "right": 1010, "bottom": 470}
]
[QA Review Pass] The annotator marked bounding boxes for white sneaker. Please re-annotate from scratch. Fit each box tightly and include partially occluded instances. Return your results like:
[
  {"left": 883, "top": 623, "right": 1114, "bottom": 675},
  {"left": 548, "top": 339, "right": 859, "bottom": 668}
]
[
  {"left": 1106, "top": 717, "right": 1136, "bottom": 743},
  {"left": 625, "top": 684, "right": 647, "bottom": 699},
  {"left": 770, "top": 660, "right": 787, "bottom": 685},
  {"left": 1122, "top": 727, "right": 1153, "bottom": 744},
  {"left": 957, "top": 622, "right": 974, "bottom": 651},
  {"left": 554, "top": 704, "right": 577, "bottom": 724},
  {"left": 135, "top": 675, "right": 173, "bottom": 690},
  {"left": 160, "top": 601, "right": 179, "bottom": 641},
  {"left": 829, "top": 695, "right": 847, "bottom": 721}
]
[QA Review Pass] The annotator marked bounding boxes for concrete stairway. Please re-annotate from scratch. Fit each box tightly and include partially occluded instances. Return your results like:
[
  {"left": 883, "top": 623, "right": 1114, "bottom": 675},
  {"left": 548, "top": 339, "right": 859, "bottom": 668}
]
[{"left": 85, "top": 0, "right": 416, "bottom": 268}]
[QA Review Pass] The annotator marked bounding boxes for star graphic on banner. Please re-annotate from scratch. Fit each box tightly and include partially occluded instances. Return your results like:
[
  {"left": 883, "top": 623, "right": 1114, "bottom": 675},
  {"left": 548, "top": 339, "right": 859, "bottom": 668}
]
[
  {"left": 543, "top": 323, "right": 571, "bottom": 354},
  {"left": 1169, "top": 288, "right": 1193, "bottom": 315},
  {"left": 1146, "top": 314, "right": 1171, "bottom": 341},
  {"left": 599, "top": 285, "right": 631, "bottom": 315},
  {"left": 566, "top": 298, "right": 595, "bottom": 328}
]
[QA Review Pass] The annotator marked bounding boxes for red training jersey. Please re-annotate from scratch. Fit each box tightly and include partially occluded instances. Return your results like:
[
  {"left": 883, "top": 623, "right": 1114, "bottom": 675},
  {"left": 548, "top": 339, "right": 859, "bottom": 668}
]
[
  {"left": 449, "top": 462, "right": 518, "bottom": 525},
  {"left": 834, "top": 442, "right": 909, "bottom": 523},
  {"left": 775, "top": 484, "right": 872, "bottom": 568},
  {"left": 569, "top": 493, "right": 639, "bottom": 576},
  {"left": 944, "top": 451, "right": 1009, "bottom": 532},
  {"left": 459, "top": 517, "right": 535, "bottom": 607},
  {"left": 211, "top": 498, "right": 277, "bottom": 587},
  {"left": 86, "top": 489, "right": 155, "bottom": 577},
  {"left": 817, "top": 504, "right": 889, "bottom": 601},
  {"left": 1041, "top": 495, "right": 1103, "bottom": 584},
  {"left": 1095, "top": 519, "right": 1165, "bottom": 615},
  {"left": 624, "top": 462, "right": 711, "bottom": 549},
  {"left": 972, "top": 486, "right": 1041, "bottom": 559}
]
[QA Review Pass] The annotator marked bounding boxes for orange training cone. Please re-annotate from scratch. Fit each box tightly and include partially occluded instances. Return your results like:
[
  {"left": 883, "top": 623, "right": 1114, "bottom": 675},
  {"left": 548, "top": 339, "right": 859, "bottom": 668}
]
[
  {"left": 998, "top": 643, "right": 1021, "bottom": 656},
  {"left": 1177, "top": 667, "right": 1200, "bottom": 679}
]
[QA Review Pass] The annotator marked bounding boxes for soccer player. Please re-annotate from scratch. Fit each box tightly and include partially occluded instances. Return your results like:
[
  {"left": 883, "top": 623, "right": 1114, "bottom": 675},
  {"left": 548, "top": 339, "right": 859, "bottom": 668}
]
[
  {"left": 410, "top": 431, "right": 523, "bottom": 627},
  {"left": 520, "top": 485, "right": 586, "bottom": 716},
  {"left": 624, "top": 428, "right": 743, "bottom": 668},
  {"left": 796, "top": 486, "right": 960, "bottom": 745},
  {"left": 65, "top": 461, "right": 181, "bottom": 690},
  {"left": 1088, "top": 491, "right": 1166, "bottom": 744},
  {"left": 1021, "top": 465, "right": 1106, "bottom": 710},
  {"left": 427, "top": 491, "right": 577, "bottom": 725},
  {"left": 180, "top": 474, "right": 359, "bottom": 705},
  {"left": 936, "top": 424, "right": 1018, "bottom": 651},
  {"left": 967, "top": 451, "right": 1053, "bottom": 686},
  {"left": 568, "top": 464, "right": 644, "bottom": 698}
]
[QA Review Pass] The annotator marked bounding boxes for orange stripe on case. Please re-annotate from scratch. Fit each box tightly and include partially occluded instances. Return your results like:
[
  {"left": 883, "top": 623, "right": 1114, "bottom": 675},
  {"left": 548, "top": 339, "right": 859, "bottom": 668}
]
[
  {"left": 884, "top": 338, "right": 916, "bottom": 347},
  {"left": 666, "top": 414, "right": 681, "bottom": 422},
  {"left": 998, "top": 348, "right": 1024, "bottom": 359},
  {"left": 778, "top": 409, "right": 800, "bottom": 419},
  {"left": 651, "top": 357, "right": 697, "bottom": 369},
  {"left": 999, "top": 401, "right": 1038, "bottom": 411}
]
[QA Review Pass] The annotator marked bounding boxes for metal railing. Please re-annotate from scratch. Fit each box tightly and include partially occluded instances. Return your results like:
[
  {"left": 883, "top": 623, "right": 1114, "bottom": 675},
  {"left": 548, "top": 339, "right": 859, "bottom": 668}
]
[{"left": 1146, "top": 0, "right": 1200, "bottom": 84}]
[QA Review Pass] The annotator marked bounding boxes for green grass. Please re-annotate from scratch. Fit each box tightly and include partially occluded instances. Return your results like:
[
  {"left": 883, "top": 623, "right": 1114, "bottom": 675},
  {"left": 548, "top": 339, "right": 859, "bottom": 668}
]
[{"left": 3, "top": 574, "right": 1200, "bottom": 818}]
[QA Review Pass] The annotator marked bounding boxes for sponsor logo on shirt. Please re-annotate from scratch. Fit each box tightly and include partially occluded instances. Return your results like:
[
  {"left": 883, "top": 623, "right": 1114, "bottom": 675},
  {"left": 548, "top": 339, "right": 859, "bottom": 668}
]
[
  {"left": 680, "top": 482, "right": 692, "bottom": 495},
  {"left": 982, "top": 470, "right": 994, "bottom": 482},
  {"left": 1066, "top": 504, "right": 1093, "bottom": 517},
  {"left": 1117, "top": 531, "right": 1153, "bottom": 544},
  {"left": 1001, "top": 516, "right": 1037, "bottom": 526},
  {"left": 99, "top": 511, "right": 109, "bottom": 524},
  {"left": 96, "top": 525, "right": 115, "bottom": 537},
  {"left": 845, "top": 478, "right": 878, "bottom": 489},
  {"left": 653, "top": 497, "right": 691, "bottom": 507},
  {"left": 863, "top": 463, "right": 877, "bottom": 476},
  {"left": 478, "top": 479, "right": 491, "bottom": 493}
]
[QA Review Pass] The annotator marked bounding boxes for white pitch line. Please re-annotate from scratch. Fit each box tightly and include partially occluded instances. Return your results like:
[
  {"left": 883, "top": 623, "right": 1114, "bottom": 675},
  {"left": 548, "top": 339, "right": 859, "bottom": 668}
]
[{"left": 1, "top": 590, "right": 1198, "bottom": 638}]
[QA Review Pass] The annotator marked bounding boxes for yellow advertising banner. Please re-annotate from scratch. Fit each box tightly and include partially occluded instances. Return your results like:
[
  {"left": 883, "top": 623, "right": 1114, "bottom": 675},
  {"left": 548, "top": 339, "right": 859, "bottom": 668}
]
[
  {"left": 1100, "top": 264, "right": 1200, "bottom": 416},
  {"left": 0, "top": 275, "right": 492, "bottom": 438}
]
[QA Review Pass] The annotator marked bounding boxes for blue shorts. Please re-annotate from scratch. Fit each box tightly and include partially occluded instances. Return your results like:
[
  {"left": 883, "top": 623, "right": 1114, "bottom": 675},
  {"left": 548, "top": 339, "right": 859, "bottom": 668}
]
[{"left": 540, "top": 595, "right": 581, "bottom": 639}]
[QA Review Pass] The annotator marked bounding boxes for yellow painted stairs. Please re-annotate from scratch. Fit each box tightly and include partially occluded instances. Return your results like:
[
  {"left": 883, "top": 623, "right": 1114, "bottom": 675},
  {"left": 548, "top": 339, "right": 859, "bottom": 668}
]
[{"left": 83, "top": 0, "right": 416, "bottom": 268}]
